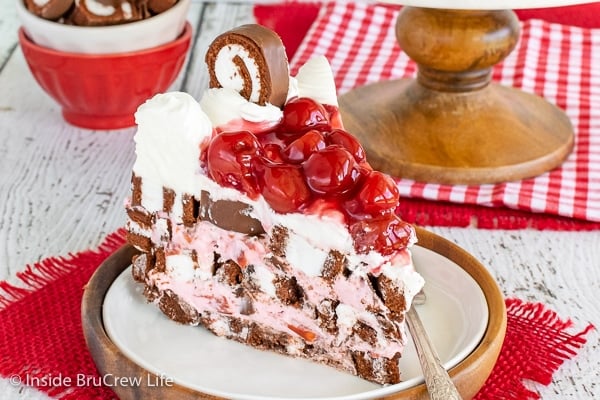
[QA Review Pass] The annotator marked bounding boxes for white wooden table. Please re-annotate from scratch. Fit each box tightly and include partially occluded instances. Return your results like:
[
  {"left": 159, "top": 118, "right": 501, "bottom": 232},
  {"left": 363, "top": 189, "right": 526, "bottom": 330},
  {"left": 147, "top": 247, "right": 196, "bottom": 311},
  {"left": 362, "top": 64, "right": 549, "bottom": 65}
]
[{"left": 0, "top": 0, "right": 598, "bottom": 398}]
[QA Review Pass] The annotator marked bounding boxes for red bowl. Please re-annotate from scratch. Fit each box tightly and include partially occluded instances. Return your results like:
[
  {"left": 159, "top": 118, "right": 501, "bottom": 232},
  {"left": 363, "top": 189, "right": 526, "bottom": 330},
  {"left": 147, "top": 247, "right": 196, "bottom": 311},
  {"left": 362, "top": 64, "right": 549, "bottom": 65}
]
[{"left": 18, "top": 22, "right": 192, "bottom": 130}]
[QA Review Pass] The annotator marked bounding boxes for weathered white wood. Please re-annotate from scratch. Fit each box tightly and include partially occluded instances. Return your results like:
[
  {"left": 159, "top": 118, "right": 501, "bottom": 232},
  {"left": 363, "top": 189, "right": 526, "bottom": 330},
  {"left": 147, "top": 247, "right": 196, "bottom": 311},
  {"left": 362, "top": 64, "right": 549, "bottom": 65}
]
[
  {"left": 0, "top": 1, "right": 598, "bottom": 399},
  {"left": 0, "top": 0, "right": 19, "bottom": 67}
]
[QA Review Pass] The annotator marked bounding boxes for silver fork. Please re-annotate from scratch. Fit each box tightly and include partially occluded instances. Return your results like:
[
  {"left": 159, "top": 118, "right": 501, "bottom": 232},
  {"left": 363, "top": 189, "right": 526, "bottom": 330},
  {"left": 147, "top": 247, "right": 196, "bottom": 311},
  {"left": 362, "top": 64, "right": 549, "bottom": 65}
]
[{"left": 406, "top": 291, "right": 463, "bottom": 400}]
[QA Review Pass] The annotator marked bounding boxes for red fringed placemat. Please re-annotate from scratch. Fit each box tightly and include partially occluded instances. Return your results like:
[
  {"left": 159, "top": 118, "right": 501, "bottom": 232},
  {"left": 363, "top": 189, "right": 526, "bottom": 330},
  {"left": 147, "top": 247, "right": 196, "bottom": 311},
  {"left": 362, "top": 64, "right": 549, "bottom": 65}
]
[
  {"left": 256, "top": 2, "right": 600, "bottom": 230},
  {"left": 0, "top": 231, "right": 594, "bottom": 399}
]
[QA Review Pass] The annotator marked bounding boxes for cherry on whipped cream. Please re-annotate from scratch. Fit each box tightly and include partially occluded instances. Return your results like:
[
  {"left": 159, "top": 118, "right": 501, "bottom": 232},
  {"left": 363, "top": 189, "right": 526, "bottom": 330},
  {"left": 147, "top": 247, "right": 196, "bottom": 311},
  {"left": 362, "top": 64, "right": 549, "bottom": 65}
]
[
  {"left": 204, "top": 97, "right": 413, "bottom": 255},
  {"left": 303, "top": 146, "right": 361, "bottom": 196},
  {"left": 281, "top": 97, "right": 331, "bottom": 133},
  {"left": 206, "top": 130, "right": 262, "bottom": 199}
]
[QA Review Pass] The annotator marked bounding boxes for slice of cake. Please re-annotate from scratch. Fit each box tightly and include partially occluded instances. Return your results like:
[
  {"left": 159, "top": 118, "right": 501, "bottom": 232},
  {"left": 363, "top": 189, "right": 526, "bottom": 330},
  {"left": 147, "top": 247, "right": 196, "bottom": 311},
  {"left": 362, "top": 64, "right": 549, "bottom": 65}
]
[{"left": 126, "top": 24, "right": 424, "bottom": 385}]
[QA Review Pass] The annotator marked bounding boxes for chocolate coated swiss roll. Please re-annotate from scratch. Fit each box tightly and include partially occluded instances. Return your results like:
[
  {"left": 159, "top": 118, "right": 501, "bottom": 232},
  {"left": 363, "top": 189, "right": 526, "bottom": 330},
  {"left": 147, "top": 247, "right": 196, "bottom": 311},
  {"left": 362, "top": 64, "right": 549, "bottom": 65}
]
[
  {"left": 147, "top": 0, "right": 176, "bottom": 14},
  {"left": 24, "top": 0, "right": 74, "bottom": 20},
  {"left": 68, "top": 0, "right": 148, "bottom": 26},
  {"left": 198, "top": 191, "right": 265, "bottom": 235},
  {"left": 205, "top": 24, "right": 289, "bottom": 108}
]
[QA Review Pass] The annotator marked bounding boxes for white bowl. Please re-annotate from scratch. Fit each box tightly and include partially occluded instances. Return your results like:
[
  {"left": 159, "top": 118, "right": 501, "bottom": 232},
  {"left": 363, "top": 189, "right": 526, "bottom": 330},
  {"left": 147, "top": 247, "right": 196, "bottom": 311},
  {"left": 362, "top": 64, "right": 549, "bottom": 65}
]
[{"left": 16, "top": 0, "right": 190, "bottom": 54}]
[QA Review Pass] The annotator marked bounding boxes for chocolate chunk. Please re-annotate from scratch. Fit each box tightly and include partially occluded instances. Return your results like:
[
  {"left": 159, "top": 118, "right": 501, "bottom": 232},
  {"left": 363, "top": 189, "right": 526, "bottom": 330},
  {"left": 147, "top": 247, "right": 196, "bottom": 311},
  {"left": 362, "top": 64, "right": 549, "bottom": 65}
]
[
  {"left": 375, "top": 275, "right": 407, "bottom": 320},
  {"left": 126, "top": 207, "right": 153, "bottom": 229},
  {"left": 182, "top": 193, "right": 199, "bottom": 227},
  {"left": 131, "top": 253, "right": 152, "bottom": 282},
  {"left": 158, "top": 289, "right": 200, "bottom": 325},
  {"left": 315, "top": 298, "right": 339, "bottom": 334},
  {"left": 205, "top": 24, "right": 289, "bottom": 107},
  {"left": 353, "top": 321, "right": 378, "bottom": 346},
  {"left": 321, "top": 250, "right": 347, "bottom": 281},
  {"left": 163, "top": 187, "right": 175, "bottom": 213},
  {"left": 126, "top": 231, "right": 151, "bottom": 252},
  {"left": 377, "top": 313, "right": 403, "bottom": 341},
  {"left": 351, "top": 351, "right": 401, "bottom": 385},
  {"left": 247, "top": 322, "right": 292, "bottom": 352},
  {"left": 154, "top": 247, "right": 166, "bottom": 272},
  {"left": 274, "top": 276, "right": 304, "bottom": 307},
  {"left": 199, "top": 191, "right": 264, "bottom": 235},
  {"left": 131, "top": 174, "right": 142, "bottom": 206},
  {"left": 269, "top": 225, "right": 288, "bottom": 257},
  {"left": 215, "top": 259, "right": 243, "bottom": 286}
]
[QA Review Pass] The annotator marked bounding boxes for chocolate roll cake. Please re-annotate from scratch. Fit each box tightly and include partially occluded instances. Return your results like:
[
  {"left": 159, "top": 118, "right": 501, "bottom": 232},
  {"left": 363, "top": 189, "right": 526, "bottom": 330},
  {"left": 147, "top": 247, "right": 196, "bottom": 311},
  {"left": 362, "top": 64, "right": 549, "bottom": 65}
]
[
  {"left": 24, "top": 0, "right": 178, "bottom": 25},
  {"left": 68, "top": 0, "right": 146, "bottom": 26},
  {"left": 205, "top": 24, "right": 289, "bottom": 108},
  {"left": 24, "top": 0, "right": 74, "bottom": 20},
  {"left": 126, "top": 24, "right": 424, "bottom": 385}
]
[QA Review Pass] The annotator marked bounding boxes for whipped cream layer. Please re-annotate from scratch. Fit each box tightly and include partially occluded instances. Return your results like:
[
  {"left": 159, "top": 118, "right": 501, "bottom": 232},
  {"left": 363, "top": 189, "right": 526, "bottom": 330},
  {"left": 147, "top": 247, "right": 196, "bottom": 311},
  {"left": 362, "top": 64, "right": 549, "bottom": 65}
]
[{"left": 133, "top": 92, "right": 212, "bottom": 216}]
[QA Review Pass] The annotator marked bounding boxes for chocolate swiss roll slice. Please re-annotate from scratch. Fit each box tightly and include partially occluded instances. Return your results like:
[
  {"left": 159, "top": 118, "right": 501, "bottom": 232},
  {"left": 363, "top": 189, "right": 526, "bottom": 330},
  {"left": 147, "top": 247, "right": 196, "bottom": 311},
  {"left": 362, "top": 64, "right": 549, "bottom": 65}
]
[{"left": 205, "top": 24, "right": 290, "bottom": 108}]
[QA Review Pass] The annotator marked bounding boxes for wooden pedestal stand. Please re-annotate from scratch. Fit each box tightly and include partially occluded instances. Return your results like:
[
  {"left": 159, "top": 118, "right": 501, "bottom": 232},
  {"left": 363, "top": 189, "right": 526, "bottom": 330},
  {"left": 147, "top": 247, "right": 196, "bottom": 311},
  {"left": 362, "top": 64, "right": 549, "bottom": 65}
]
[{"left": 339, "top": 7, "right": 574, "bottom": 185}]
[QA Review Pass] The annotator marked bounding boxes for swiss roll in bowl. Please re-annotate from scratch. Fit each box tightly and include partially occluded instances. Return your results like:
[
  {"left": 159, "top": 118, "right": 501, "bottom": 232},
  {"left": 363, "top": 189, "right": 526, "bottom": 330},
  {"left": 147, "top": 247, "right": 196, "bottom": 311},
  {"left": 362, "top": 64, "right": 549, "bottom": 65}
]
[
  {"left": 16, "top": 0, "right": 192, "bottom": 130},
  {"left": 17, "top": 0, "right": 191, "bottom": 53}
]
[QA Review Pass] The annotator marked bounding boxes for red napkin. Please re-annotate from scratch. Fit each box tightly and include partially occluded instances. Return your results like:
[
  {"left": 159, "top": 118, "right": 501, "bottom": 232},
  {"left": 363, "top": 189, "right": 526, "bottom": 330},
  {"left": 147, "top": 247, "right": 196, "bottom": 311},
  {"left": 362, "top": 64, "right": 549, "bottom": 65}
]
[
  {"left": 0, "top": 231, "right": 594, "bottom": 399},
  {"left": 255, "top": 2, "right": 600, "bottom": 230}
]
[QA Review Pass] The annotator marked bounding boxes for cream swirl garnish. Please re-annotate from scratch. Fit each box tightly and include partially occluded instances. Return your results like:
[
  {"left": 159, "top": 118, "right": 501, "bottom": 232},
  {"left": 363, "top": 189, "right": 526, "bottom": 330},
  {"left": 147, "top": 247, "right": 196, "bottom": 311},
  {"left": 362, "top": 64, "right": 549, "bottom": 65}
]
[
  {"left": 214, "top": 44, "right": 263, "bottom": 104},
  {"left": 296, "top": 56, "right": 338, "bottom": 106},
  {"left": 79, "top": 0, "right": 115, "bottom": 16},
  {"left": 200, "top": 87, "right": 282, "bottom": 127}
]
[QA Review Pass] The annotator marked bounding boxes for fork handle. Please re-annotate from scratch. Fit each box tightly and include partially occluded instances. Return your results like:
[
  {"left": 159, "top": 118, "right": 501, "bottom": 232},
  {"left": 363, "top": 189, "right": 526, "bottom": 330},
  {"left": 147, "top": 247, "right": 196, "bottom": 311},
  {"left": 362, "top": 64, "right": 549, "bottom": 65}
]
[{"left": 406, "top": 307, "right": 463, "bottom": 400}]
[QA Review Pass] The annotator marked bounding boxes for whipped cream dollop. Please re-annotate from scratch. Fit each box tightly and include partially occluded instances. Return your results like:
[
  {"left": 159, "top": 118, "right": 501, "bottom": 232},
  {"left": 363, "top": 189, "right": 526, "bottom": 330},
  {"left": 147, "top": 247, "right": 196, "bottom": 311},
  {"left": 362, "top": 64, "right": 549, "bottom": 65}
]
[
  {"left": 295, "top": 56, "right": 338, "bottom": 106},
  {"left": 133, "top": 92, "right": 212, "bottom": 213},
  {"left": 200, "top": 87, "right": 283, "bottom": 127}
]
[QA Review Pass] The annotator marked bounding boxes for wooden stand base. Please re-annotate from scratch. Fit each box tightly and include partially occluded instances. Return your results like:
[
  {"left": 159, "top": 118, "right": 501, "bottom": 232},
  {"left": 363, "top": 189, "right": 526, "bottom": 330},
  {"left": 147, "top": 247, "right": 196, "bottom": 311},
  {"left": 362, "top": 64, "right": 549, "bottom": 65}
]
[
  {"left": 338, "top": 7, "right": 574, "bottom": 185},
  {"left": 339, "top": 79, "right": 574, "bottom": 185}
]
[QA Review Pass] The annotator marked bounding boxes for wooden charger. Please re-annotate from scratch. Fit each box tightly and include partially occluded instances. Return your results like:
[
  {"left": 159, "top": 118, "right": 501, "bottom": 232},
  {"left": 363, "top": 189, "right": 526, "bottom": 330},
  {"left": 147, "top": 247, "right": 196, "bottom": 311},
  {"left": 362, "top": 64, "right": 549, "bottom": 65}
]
[
  {"left": 339, "top": 7, "right": 574, "bottom": 185},
  {"left": 82, "top": 227, "right": 506, "bottom": 399}
]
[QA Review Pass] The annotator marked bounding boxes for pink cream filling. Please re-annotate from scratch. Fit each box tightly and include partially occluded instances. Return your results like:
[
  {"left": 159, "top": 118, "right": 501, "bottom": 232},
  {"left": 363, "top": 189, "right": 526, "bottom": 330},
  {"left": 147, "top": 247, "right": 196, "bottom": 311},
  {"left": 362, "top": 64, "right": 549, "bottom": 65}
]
[{"left": 148, "top": 218, "right": 407, "bottom": 360}]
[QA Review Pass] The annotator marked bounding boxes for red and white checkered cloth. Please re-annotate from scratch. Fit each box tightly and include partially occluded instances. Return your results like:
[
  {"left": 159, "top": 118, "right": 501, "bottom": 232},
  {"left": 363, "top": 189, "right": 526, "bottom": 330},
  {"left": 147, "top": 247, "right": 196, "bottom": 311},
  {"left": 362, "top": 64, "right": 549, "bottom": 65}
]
[{"left": 290, "top": 2, "right": 600, "bottom": 223}]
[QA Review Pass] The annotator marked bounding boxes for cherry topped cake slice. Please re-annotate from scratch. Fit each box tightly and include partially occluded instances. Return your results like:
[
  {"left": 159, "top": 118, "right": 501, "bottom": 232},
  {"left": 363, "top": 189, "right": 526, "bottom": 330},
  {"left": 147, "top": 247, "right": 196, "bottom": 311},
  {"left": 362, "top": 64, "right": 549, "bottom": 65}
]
[{"left": 126, "top": 24, "right": 424, "bottom": 385}]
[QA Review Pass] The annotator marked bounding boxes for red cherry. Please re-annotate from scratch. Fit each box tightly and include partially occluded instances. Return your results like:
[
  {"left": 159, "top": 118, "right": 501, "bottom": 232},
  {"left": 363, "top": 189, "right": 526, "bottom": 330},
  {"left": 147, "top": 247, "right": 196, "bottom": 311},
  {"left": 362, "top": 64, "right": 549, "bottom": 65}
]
[
  {"left": 263, "top": 143, "right": 284, "bottom": 163},
  {"left": 350, "top": 214, "right": 414, "bottom": 255},
  {"left": 325, "top": 129, "right": 366, "bottom": 163},
  {"left": 253, "top": 158, "right": 311, "bottom": 213},
  {"left": 282, "top": 130, "right": 326, "bottom": 163},
  {"left": 256, "top": 130, "right": 286, "bottom": 148},
  {"left": 281, "top": 97, "right": 330, "bottom": 133},
  {"left": 356, "top": 171, "right": 400, "bottom": 216},
  {"left": 324, "top": 104, "right": 344, "bottom": 129},
  {"left": 206, "top": 131, "right": 262, "bottom": 198},
  {"left": 303, "top": 146, "right": 361, "bottom": 196}
]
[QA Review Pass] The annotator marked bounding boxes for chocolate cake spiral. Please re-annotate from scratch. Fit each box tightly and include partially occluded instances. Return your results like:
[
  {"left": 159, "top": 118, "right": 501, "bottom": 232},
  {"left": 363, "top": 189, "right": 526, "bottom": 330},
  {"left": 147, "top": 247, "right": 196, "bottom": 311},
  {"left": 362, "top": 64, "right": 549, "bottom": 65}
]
[{"left": 205, "top": 24, "right": 290, "bottom": 108}]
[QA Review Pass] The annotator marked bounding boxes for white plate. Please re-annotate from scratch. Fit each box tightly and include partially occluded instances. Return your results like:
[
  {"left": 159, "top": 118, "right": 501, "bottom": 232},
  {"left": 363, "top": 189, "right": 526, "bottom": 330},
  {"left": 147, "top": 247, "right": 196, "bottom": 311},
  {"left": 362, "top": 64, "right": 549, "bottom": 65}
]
[{"left": 103, "top": 245, "right": 488, "bottom": 400}]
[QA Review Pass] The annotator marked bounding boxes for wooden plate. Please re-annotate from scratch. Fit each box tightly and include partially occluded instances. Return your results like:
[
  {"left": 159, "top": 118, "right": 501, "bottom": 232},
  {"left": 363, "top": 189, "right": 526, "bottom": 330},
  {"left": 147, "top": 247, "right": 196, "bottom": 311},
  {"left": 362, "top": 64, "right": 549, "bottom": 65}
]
[{"left": 82, "top": 227, "right": 506, "bottom": 400}]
